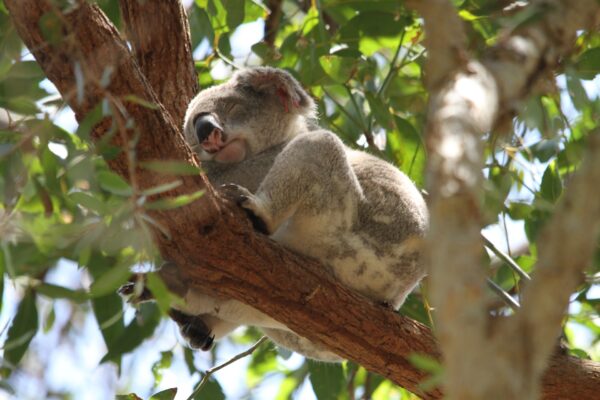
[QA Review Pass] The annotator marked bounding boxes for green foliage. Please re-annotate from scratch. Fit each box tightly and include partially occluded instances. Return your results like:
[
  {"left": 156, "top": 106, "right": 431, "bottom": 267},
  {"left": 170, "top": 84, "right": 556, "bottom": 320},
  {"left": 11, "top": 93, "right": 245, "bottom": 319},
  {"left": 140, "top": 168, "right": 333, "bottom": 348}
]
[
  {"left": 100, "top": 302, "right": 161, "bottom": 363},
  {"left": 308, "top": 361, "right": 345, "bottom": 399},
  {"left": 0, "top": 0, "right": 599, "bottom": 399},
  {"left": 3, "top": 290, "right": 38, "bottom": 367},
  {"left": 149, "top": 387, "right": 177, "bottom": 400}
]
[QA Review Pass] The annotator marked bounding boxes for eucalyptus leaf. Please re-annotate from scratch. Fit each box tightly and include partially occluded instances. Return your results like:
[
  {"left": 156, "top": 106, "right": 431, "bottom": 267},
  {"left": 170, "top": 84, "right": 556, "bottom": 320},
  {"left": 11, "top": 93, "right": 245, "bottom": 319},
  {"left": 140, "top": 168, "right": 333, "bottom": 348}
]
[
  {"left": 149, "top": 388, "right": 177, "bottom": 400},
  {"left": 145, "top": 190, "right": 204, "bottom": 210},
  {"left": 4, "top": 290, "right": 38, "bottom": 368},
  {"left": 100, "top": 302, "right": 161, "bottom": 363},
  {"left": 540, "top": 162, "right": 563, "bottom": 203},
  {"left": 574, "top": 48, "right": 600, "bottom": 80},
  {"left": 141, "top": 160, "right": 201, "bottom": 176},
  {"left": 308, "top": 361, "right": 345, "bottom": 400},
  {"left": 35, "top": 283, "right": 87, "bottom": 302},
  {"left": 97, "top": 171, "right": 133, "bottom": 197}
]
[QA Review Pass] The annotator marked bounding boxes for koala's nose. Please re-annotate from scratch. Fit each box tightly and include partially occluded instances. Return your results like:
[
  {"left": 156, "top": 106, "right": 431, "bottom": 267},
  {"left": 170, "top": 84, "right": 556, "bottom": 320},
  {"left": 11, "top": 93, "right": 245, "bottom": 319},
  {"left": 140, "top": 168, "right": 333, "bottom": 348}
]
[{"left": 194, "top": 114, "right": 223, "bottom": 143}]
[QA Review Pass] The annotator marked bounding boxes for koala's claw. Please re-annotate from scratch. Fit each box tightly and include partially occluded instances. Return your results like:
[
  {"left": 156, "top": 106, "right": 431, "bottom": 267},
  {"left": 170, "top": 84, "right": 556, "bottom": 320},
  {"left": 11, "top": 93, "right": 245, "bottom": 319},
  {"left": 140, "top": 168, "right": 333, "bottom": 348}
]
[
  {"left": 118, "top": 276, "right": 153, "bottom": 304},
  {"left": 378, "top": 300, "right": 394, "bottom": 310},
  {"left": 220, "top": 183, "right": 251, "bottom": 200},
  {"left": 169, "top": 309, "right": 215, "bottom": 351},
  {"left": 220, "top": 183, "right": 271, "bottom": 235}
]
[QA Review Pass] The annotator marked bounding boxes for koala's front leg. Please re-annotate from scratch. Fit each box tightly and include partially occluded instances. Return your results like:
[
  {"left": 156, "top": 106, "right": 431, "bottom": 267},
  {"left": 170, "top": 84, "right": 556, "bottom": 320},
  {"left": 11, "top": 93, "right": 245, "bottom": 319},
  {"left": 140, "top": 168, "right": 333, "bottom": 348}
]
[
  {"left": 223, "top": 130, "right": 362, "bottom": 235},
  {"left": 221, "top": 183, "right": 271, "bottom": 235}
]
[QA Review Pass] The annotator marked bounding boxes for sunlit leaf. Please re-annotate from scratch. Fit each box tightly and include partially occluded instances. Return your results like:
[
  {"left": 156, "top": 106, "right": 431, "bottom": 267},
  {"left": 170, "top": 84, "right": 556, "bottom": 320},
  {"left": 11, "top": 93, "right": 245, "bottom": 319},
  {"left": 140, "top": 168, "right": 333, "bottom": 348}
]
[
  {"left": 35, "top": 282, "right": 87, "bottom": 302},
  {"left": 0, "top": 96, "right": 39, "bottom": 115},
  {"left": 97, "top": 171, "right": 133, "bottom": 197},
  {"left": 319, "top": 55, "right": 357, "bottom": 84},
  {"left": 141, "top": 160, "right": 201, "bottom": 176},
  {"left": 141, "top": 180, "right": 182, "bottom": 197},
  {"left": 151, "top": 351, "right": 174, "bottom": 386},
  {"left": 122, "top": 95, "right": 158, "bottom": 110},
  {"left": 146, "top": 272, "right": 179, "bottom": 314},
  {"left": 573, "top": 47, "right": 600, "bottom": 80},
  {"left": 149, "top": 388, "right": 177, "bottom": 400},
  {"left": 145, "top": 190, "right": 204, "bottom": 210},
  {"left": 89, "top": 261, "right": 132, "bottom": 298}
]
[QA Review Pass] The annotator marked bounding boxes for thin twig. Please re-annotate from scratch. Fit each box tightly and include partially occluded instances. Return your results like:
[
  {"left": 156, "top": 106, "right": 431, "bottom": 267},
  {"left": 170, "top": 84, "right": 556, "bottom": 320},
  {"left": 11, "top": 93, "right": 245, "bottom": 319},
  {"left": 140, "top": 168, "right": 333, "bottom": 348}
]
[
  {"left": 186, "top": 336, "right": 269, "bottom": 400},
  {"left": 343, "top": 85, "right": 369, "bottom": 134},
  {"left": 482, "top": 234, "right": 531, "bottom": 282},
  {"left": 323, "top": 88, "right": 365, "bottom": 133},
  {"left": 486, "top": 278, "right": 520, "bottom": 310},
  {"left": 377, "top": 32, "right": 406, "bottom": 98}
]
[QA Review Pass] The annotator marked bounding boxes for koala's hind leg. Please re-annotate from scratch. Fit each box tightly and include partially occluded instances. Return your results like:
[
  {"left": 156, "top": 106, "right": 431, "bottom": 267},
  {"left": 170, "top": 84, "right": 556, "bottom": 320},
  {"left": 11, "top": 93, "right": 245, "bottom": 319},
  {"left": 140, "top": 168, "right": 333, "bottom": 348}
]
[
  {"left": 169, "top": 309, "right": 215, "bottom": 350},
  {"left": 231, "top": 130, "right": 362, "bottom": 236}
]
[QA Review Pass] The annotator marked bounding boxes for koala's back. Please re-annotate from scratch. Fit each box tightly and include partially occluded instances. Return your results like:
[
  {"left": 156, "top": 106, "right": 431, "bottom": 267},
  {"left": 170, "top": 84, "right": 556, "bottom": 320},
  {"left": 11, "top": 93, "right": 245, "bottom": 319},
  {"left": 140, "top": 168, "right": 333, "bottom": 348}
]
[
  {"left": 349, "top": 149, "right": 428, "bottom": 247},
  {"left": 216, "top": 136, "right": 427, "bottom": 309},
  {"left": 347, "top": 150, "right": 427, "bottom": 306},
  {"left": 282, "top": 147, "right": 428, "bottom": 308}
]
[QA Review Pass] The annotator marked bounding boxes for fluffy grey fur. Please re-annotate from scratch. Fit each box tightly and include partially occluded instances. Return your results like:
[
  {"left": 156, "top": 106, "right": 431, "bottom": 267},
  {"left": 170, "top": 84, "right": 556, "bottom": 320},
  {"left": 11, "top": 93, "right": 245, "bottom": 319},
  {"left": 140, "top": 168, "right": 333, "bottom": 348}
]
[{"left": 176, "top": 67, "right": 428, "bottom": 361}]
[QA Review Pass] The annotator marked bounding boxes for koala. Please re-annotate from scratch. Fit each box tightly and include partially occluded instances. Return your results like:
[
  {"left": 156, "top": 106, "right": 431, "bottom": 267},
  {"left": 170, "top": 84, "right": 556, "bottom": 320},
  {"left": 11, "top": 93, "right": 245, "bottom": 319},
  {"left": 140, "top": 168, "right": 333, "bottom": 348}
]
[{"left": 170, "top": 67, "right": 428, "bottom": 361}]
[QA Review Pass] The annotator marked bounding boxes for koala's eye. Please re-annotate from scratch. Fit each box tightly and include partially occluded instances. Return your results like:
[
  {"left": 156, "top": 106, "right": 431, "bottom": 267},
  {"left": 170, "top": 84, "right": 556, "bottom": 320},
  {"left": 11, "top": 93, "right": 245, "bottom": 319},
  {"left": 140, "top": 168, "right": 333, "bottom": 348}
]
[
  {"left": 238, "top": 83, "right": 260, "bottom": 96},
  {"left": 229, "top": 103, "right": 244, "bottom": 113},
  {"left": 225, "top": 103, "right": 246, "bottom": 119}
]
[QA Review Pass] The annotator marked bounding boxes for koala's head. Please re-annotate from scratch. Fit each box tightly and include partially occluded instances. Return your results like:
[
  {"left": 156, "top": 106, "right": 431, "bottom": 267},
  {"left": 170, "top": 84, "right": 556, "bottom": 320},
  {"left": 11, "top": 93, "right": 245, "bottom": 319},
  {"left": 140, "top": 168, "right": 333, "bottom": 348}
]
[{"left": 183, "top": 67, "right": 316, "bottom": 163}]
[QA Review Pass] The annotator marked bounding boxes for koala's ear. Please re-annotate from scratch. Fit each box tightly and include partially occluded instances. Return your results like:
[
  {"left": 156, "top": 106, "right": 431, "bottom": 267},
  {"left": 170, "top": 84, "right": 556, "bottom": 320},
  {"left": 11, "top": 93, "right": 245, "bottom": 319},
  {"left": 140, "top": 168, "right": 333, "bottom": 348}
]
[{"left": 233, "top": 67, "right": 316, "bottom": 116}]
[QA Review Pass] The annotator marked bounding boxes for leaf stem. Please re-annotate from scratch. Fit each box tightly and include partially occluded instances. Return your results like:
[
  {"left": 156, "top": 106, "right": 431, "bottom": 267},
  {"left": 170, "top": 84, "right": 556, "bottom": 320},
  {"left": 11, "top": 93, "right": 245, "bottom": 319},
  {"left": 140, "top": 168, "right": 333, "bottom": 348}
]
[{"left": 186, "top": 336, "right": 269, "bottom": 400}]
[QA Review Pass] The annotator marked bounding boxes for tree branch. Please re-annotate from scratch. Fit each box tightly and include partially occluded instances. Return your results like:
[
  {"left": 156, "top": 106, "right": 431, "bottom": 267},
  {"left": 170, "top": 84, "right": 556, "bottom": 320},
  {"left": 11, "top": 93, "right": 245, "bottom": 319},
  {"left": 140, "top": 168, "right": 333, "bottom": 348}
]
[
  {"left": 6, "top": 1, "right": 600, "bottom": 399},
  {"left": 514, "top": 133, "right": 600, "bottom": 391},
  {"left": 406, "top": 0, "right": 467, "bottom": 87},
  {"left": 410, "top": 2, "right": 498, "bottom": 398},
  {"left": 119, "top": 0, "right": 198, "bottom": 127},
  {"left": 264, "top": 0, "right": 283, "bottom": 47}
]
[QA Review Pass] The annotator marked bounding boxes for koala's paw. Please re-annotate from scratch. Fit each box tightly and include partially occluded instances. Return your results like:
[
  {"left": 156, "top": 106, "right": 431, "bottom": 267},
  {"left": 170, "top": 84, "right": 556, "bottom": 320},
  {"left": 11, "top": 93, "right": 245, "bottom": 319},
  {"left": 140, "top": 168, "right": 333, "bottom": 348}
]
[
  {"left": 169, "top": 309, "right": 215, "bottom": 351},
  {"left": 220, "top": 183, "right": 271, "bottom": 235},
  {"left": 118, "top": 275, "right": 153, "bottom": 304}
]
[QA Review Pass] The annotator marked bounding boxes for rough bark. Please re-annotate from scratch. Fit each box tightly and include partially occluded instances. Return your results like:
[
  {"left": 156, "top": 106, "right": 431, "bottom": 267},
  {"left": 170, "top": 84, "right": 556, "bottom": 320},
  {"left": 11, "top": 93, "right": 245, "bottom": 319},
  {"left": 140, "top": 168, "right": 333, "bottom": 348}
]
[
  {"left": 512, "top": 133, "right": 600, "bottom": 393},
  {"left": 5, "top": 1, "right": 600, "bottom": 399},
  {"left": 119, "top": 0, "right": 198, "bottom": 127},
  {"left": 411, "top": 0, "right": 600, "bottom": 398}
]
